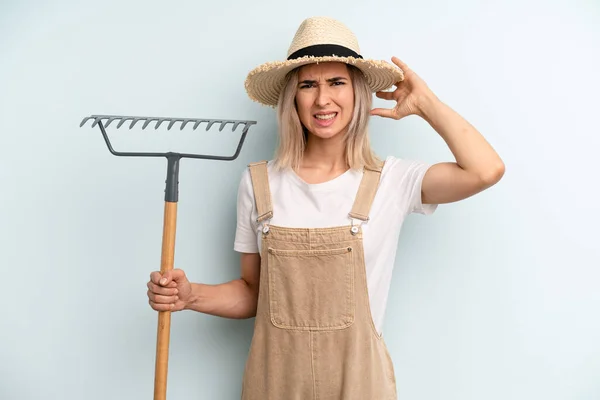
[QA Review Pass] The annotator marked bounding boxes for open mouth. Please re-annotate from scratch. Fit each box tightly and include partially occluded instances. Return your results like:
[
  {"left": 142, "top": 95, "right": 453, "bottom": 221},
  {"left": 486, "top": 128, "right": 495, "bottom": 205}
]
[
  {"left": 313, "top": 112, "right": 338, "bottom": 126},
  {"left": 314, "top": 112, "right": 337, "bottom": 120}
]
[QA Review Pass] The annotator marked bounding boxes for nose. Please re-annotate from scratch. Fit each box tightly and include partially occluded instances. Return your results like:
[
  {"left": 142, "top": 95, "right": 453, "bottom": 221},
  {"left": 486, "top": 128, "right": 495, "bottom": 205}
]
[{"left": 315, "top": 84, "right": 331, "bottom": 107}]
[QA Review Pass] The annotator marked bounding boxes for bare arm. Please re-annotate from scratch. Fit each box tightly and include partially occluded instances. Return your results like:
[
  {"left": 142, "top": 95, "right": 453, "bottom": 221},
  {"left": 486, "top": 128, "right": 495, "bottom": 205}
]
[
  {"left": 371, "top": 57, "right": 505, "bottom": 204},
  {"left": 184, "top": 252, "right": 261, "bottom": 319},
  {"left": 419, "top": 95, "right": 505, "bottom": 205}
]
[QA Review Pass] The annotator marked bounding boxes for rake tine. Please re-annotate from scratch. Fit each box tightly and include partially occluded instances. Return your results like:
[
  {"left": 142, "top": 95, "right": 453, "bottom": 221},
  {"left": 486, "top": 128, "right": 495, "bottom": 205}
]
[
  {"left": 167, "top": 119, "right": 183, "bottom": 130},
  {"left": 91, "top": 116, "right": 106, "bottom": 128},
  {"left": 232, "top": 122, "right": 243, "bottom": 131},
  {"left": 193, "top": 120, "right": 206, "bottom": 130},
  {"left": 105, "top": 117, "right": 119, "bottom": 128},
  {"left": 142, "top": 118, "right": 159, "bottom": 130},
  {"left": 180, "top": 119, "right": 192, "bottom": 130},
  {"left": 105, "top": 117, "right": 121, "bottom": 129},
  {"left": 129, "top": 118, "right": 144, "bottom": 129},
  {"left": 206, "top": 121, "right": 217, "bottom": 131},
  {"left": 155, "top": 118, "right": 169, "bottom": 129},
  {"left": 117, "top": 117, "right": 134, "bottom": 129},
  {"left": 79, "top": 116, "right": 95, "bottom": 127},
  {"left": 219, "top": 121, "right": 230, "bottom": 131}
]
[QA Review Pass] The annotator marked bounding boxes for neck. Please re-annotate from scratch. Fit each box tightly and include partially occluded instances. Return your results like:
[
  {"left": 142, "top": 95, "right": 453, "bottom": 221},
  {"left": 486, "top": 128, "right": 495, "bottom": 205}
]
[{"left": 302, "top": 131, "right": 348, "bottom": 171}]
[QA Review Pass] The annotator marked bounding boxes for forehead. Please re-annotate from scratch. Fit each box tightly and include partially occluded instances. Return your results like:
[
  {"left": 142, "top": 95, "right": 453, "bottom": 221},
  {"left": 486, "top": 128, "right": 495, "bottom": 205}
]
[{"left": 297, "top": 62, "right": 350, "bottom": 80}]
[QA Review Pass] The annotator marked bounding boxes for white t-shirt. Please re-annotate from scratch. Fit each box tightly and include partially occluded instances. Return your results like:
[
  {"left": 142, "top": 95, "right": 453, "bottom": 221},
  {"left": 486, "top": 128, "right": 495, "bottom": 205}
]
[{"left": 234, "top": 155, "right": 438, "bottom": 334}]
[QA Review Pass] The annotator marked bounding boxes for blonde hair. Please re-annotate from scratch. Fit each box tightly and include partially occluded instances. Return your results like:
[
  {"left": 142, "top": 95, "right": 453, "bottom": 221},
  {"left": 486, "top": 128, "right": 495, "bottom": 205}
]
[{"left": 272, "top": 63, "right": 381, "bottom": 171}]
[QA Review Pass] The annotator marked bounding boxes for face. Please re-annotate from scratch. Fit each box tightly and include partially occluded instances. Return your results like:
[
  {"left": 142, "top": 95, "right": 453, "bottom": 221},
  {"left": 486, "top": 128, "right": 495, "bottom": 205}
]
[{"left": 295, "top": 62, "right": 355, "bottom": 140}]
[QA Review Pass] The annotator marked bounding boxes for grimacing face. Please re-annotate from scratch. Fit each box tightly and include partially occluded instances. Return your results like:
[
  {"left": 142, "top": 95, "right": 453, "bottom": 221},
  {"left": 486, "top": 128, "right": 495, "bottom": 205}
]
[{"left": 295, "top": 62, "right": 355, "bottom": 140}]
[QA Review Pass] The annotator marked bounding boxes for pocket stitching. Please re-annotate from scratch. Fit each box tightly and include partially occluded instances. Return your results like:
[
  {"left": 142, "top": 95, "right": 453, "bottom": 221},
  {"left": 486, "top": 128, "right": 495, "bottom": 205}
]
[{"left": 267, "top": 247, "right": 355, "bottom": 331}]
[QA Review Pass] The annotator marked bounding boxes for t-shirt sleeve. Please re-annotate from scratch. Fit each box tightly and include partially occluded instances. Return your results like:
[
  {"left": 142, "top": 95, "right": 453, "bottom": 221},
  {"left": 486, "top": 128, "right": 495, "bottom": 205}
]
[
  {"left": 389, "top": 157, "right": 438, "bottom": 216},
  {"left": 233, "top": 168, "right": 259, "bottom": 253}
]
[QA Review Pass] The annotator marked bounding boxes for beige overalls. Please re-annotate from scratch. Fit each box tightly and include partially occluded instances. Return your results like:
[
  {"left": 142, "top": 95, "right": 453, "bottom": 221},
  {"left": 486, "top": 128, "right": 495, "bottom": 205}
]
[{"left": 241, "top": 160, "right": 397, "bottom": 400}]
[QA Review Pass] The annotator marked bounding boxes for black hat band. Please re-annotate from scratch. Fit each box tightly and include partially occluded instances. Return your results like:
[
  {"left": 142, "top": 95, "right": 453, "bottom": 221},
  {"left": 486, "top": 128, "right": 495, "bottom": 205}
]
[{"left": 287, "top": 44, "right": 363, "bottom": 60}]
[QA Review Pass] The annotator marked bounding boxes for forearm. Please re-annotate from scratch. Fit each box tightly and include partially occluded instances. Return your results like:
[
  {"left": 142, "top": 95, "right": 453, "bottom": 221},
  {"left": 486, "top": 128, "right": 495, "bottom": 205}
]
[
  {"left": 184, "top": 279, "right": 258, "bottom": 319},
  {"left": 418, "top": 93, "right": 504, "bottom": 182}
]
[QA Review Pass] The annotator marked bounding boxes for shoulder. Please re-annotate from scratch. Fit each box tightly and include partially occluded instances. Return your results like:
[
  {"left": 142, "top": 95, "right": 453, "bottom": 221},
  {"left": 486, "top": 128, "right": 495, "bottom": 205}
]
[
  {"left": 379, "top": 155, "right": 437, "bottom": 215},
  {"left": 380, "top": 155, "right": 431, "bottom": 179},
  {"left": 237, "top": 159, "right": 282, "bottom": 193},
  {"left": 378, "top": 155, "right": 434, "bottom": 195}
]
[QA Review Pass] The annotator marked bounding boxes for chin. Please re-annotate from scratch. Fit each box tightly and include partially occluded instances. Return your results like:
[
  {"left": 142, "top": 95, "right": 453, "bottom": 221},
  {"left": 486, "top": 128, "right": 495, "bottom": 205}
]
[
  {"left": 307, "top": 120, "right": 350, "bottom": 140},
  {"left": 308, "top": 126, "right": 345, "bottom": 140}
]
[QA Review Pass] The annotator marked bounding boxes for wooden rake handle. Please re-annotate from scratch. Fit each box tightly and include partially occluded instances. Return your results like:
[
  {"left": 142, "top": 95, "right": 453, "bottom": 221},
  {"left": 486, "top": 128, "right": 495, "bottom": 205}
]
[
  {"left": 154, "top": 155, "right": 180, "bottom": 400},
  {"left": 154, "top": 201, "right": 177, "bottom": 400}
]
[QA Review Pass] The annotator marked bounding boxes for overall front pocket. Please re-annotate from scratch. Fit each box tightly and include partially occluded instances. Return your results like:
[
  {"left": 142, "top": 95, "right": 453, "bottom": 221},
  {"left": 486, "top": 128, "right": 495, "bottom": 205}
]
[{"left": 267, "top": 246, "right": 355, "bottom": 331}]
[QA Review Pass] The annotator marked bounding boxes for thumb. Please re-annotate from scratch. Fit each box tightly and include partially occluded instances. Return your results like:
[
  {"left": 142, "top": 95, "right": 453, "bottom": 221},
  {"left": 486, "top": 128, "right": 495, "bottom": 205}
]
[
  {"left": 370, "top": 108, "right": 398, "bottom": 119},
  {"left": 159, "top": 269, "right": 186, "bottom": 286}
]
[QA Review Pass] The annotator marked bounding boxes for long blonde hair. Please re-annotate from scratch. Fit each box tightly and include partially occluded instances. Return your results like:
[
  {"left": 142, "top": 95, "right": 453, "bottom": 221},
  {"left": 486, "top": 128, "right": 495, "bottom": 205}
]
[{"left": 272, "top": 63, "right": 381, "bottom": 171}]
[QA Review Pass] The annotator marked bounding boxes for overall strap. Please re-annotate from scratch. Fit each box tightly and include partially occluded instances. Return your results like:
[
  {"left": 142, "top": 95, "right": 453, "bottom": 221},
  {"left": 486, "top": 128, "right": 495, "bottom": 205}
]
[
  {"left": 348, "top": 160, "right": 385, "bottom": 221},
  {"left": 248, "top": 161, "right": 273, "bottom": 223}
]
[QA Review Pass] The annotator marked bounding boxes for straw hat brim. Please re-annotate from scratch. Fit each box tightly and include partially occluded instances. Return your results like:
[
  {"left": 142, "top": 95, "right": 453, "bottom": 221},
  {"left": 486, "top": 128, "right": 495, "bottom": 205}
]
[{"left": 244, "top": 55, "right": 404, "bottom": 107}]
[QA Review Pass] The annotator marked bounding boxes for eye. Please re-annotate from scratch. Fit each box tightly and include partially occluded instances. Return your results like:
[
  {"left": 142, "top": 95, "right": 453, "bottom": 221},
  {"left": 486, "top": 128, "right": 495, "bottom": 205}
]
[{"left": 332, "top": 81, "right": 345, "bottom": 86}]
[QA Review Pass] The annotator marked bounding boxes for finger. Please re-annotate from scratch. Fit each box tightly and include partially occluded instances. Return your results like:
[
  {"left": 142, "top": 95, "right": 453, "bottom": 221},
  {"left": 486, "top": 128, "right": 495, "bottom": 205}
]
[
  {"left": 391, "top": 56, "right": 409, "bottom": 71},
  {"left": 149, "top": 300, "right": 175, "bottom": 312},
  {"left": 150, "top": 271, "right": 162, "bottom": 285},
  {"left": 147, "top": 281, "right": 179, "bottom": 296},
  {"left": 147, "top": 289, "right": 179, "bottom": 304},
  {"left": 160, "top": 269, "right": 186, "bottom": 286},
  {"left": 150, "top": 279, "right": 177, "bottom": 288},
  {"left": 370, "top": 108, "right": 398, "bottom": 119},
  {"left": 375, "top": 91, "right": 395, "bottom": 101}
]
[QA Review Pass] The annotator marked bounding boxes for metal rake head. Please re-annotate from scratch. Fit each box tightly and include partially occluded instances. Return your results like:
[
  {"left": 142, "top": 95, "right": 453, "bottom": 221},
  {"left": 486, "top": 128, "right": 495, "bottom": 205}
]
[{"left": 80, "top": 114, "right": 257, "bottom": 161}]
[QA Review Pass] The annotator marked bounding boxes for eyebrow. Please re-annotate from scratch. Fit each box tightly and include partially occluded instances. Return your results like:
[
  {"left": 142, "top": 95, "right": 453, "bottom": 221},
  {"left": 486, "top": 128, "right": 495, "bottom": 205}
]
[{"left": 298, "top": 76, "right": 348, "bottom": 85}]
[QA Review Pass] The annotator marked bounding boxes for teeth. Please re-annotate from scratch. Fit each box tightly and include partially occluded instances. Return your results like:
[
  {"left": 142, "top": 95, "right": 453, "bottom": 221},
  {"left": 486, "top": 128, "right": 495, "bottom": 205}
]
[{"left": 315, "top": 113, "right": 336, "bottom": 120}]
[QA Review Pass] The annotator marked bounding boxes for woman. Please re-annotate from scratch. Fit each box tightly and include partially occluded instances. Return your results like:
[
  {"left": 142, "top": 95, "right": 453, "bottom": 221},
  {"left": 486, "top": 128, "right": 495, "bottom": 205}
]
[{"left": 147, "top": 16, "right": 504, "bottom": 399}]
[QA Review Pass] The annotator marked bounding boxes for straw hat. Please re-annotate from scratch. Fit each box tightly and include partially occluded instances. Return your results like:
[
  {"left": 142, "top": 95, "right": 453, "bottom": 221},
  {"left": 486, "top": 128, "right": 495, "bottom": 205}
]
[{"left": 244, "top": 16, "right": 404, "bottom": 107}]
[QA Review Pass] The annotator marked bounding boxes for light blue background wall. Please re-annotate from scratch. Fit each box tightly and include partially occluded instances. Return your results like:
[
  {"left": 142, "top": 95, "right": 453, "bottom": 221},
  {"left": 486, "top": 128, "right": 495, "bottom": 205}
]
[{"left": 1, "top": 0, "right": 599, "bottom": 399}]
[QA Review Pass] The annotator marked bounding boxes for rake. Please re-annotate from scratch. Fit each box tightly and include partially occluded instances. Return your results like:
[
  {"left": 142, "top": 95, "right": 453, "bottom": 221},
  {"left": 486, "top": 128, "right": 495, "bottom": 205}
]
[{"left": 80, "top": 114, "right": 257, "bottom": 400}]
